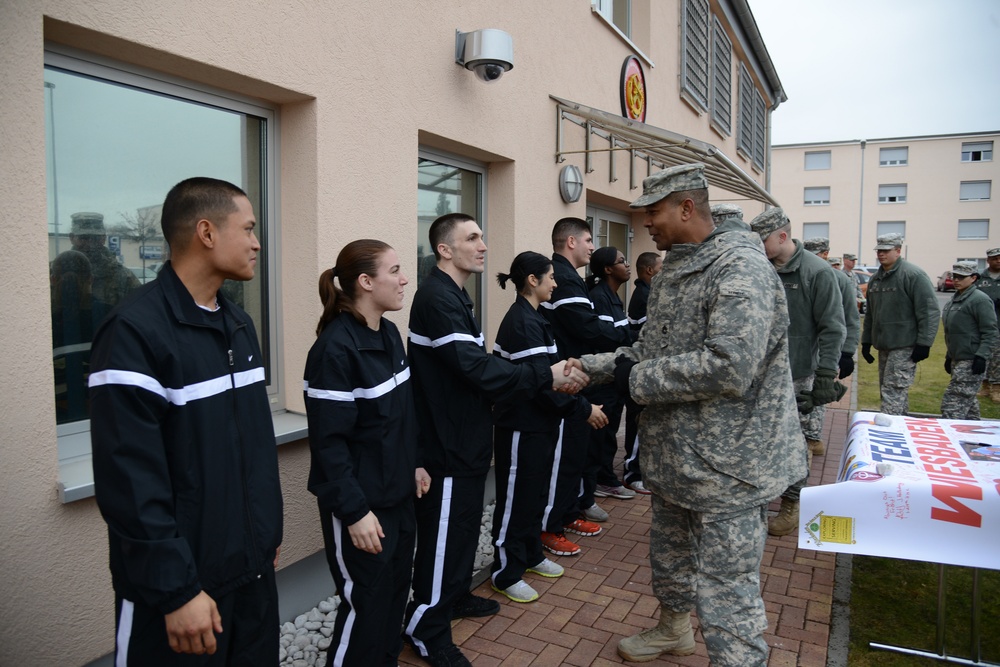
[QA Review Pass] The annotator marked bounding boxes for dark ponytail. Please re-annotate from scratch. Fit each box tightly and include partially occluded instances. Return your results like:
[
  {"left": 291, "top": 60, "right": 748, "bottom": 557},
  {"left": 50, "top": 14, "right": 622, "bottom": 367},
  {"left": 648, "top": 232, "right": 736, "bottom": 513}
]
[
  {"left": 586, "top": 246, "right": 619, "bottom": 289},
  {"left": 496, "top": 251, "right": 551, "bottom": 296},
  {"left": 316, "top": 239, "right": 392, "bottom": 335}
]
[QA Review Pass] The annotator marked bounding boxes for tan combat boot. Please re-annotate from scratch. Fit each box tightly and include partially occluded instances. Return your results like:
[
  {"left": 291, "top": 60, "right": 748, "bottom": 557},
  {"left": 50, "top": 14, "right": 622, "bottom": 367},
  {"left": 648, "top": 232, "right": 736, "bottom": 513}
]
[
  {"left": 978, "top": 381, "right": 990, "bottom": 397},
  {"left": 807, "top": 438, "right": 826, "bottom": 456},
  {"left": 991, "top": 385, "right": 1000, "bottom": 404},
  {"left": 617, "top": 607, "right": 696, "bottom": 662},
  {"left": 768, "top": 498, "right": 799, "bottom": 537}
]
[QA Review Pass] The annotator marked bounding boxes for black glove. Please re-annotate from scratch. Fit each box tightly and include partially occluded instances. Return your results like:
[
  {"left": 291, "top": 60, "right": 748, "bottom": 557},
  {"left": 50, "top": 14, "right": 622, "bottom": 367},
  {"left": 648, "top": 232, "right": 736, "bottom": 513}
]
[
  {"left": 911, "top": 345, "right": 931, "bottom": 363},
  {"left": 614, "top": 354, "right": 638, "bottom": 398},
  {"left": 838, "top": 351, "right": 855, "bottom": 379},
  {"left": 811, "top": 368, "right": 840, "bottom": 405},
  {"left": 796, "top": 391, "right": 815, "bottom": 414},
  {"left": 861, "top": 343, "right": 875, "bottom": 364},
  {"left": 972, "top": 356, "right": 987, "bottom": 375},
  {"left": 944, "top": 357, "right": 953, "bottom": 374}
]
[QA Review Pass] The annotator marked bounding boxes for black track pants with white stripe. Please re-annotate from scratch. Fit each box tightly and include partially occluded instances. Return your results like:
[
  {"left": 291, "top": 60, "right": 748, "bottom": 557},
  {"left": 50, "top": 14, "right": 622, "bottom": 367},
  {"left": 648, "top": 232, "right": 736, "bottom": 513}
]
[
  {"left": 404, "top": 474, "right": 486, "bottom": 656},
  {"left": 320, "top": 501, "right": 416, "bottom": 667},
  {"left": 491, "top": 427, "right": 558, "bottom": 591},
  {"left": 543, "top": 416, "right": 590, "bottom": 532}
]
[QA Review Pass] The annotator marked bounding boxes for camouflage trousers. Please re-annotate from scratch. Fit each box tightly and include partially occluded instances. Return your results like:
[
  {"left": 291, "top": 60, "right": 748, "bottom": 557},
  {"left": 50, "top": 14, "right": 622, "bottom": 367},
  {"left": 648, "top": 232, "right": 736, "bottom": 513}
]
[
  {"left": 784, "top": 376, "right": 816, "bottom": 502},
  {"left": 650, "top": 497, "right": 769, "bottom": 667},
  {"left": 877, "top": 348, "right": 916, "bottom": 416},
  {"left": 941, "top": 359, "right": 983, "bottom": 420},
  {"left": 987, "top": 337, "right": 1000, "bottom": 384}
]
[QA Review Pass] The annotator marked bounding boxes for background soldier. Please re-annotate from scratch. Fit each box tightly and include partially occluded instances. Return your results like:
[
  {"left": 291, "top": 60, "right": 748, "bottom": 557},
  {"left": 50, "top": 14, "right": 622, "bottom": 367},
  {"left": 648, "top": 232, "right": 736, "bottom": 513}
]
[
  {"left": 860, "top": 233, "right": 940, "bottom": 415},
  {"left": 941, "top": 261, "right": 998, "bottom": 419},
  {"left": 68, "top": 212, "right": 141, "bottom": 306},
  {"left": 975, "top": 247, "right": 1000, "bottom": 401}
]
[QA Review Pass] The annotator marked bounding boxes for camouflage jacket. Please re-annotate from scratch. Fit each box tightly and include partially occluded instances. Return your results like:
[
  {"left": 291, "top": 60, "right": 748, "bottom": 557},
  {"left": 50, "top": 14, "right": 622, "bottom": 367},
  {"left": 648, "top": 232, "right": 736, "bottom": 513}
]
[
  {"left": 580, "top": 222, "right": 806, "bottom": 512},
  {"left": 862, "top": 258, "right": 940, "bottom": 350}
]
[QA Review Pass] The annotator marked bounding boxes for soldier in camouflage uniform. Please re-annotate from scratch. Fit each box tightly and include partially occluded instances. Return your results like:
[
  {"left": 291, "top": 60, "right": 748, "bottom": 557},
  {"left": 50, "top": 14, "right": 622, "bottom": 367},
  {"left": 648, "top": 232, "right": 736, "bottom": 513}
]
[
  {"left": 69, "top": 212, "right": 141, "bottom": 307},
  {"left": 748, "top": 222, "right": 846, "bottom": 537},
  {"left": 975, "top": 248, "right": 1000, "bottom": 400},
  {"left": 860, "top": 234, "right": 940, "bottom": 415},
  {"left": 709, "top": 203, "right": 750, "bottom": 230},
  {"left": 941, "top": 262, "right": 998, "bottom": 419},
  {"left": 579, "top": 164, "right": 806, "bottom": 667}
]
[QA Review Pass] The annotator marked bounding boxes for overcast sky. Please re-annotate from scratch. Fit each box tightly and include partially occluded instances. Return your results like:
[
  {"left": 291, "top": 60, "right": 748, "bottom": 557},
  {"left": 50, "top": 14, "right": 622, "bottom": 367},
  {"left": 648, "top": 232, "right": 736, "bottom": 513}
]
[{"left": 748, "top": 0, "right": 1000, "bottom": 145}]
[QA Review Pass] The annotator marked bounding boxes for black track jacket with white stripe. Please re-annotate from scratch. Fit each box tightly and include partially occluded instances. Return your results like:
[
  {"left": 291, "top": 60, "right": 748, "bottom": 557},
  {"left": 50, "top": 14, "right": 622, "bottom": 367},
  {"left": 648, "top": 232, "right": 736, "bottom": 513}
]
[
  {"left": 541, "top": 254, "right": 629, "bottom": 359},
  {"left": 492, "top": 295, "right": 591, "bottom": 432},
  {"left": 304, "top": 312, "right": 417, "bottom": 525},
  {"left": 408, "top": 267, "right": 551, "bottom": 478},
  {"left": 89, "top": 262, "right": 282, "bottom": 615}
]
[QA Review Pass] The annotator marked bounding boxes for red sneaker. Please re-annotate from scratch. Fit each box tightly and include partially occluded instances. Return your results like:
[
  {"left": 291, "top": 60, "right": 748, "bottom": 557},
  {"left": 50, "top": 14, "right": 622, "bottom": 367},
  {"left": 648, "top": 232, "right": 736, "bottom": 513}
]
[
  {"left": 564, "top": 518, "right": 602, "bottom": 537},
  {"left": 540, "top": 531, "right": 581, "bottom": 556}
]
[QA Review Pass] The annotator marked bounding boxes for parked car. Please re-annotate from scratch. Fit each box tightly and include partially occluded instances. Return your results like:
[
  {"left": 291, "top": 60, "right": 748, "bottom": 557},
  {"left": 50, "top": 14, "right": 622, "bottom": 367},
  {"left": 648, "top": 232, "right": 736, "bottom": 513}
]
[
  {"left": 937, "top": 271, "right": 955, "bottom": 292},
  {"left": 853, "top": 269, "right": 872, "bottom": 313}
]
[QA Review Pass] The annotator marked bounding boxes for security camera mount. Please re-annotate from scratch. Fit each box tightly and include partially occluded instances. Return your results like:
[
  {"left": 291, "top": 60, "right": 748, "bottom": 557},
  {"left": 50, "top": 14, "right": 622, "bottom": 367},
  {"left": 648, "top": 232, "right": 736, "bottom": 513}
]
[{"left": 455, "top": 28, "right": 514, "bottom": 84}]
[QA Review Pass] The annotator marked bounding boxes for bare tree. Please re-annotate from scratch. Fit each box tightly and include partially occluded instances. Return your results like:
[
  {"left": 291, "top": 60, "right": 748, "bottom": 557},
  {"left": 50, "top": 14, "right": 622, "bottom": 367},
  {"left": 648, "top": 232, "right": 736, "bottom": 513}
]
[{"left": 109, "top": 208, "right": 164, "bottom": 274}]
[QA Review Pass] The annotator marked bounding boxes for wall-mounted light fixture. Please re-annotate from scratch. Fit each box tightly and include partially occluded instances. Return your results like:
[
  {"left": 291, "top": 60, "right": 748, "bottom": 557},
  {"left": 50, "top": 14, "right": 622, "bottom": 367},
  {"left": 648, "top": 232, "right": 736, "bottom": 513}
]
[
  {"left": 559, "top": 164, "right": 584, "bottom": 203},
  {"left": 455, "top": 29, "right": 514, "bottom": 83}
]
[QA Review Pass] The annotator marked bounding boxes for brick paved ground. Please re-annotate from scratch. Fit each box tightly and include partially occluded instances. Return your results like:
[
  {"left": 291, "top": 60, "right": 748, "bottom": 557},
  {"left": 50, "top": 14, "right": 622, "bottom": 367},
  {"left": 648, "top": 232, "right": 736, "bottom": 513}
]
[{"left": 400, "top": 381, "right": 855, "bottom": 666}]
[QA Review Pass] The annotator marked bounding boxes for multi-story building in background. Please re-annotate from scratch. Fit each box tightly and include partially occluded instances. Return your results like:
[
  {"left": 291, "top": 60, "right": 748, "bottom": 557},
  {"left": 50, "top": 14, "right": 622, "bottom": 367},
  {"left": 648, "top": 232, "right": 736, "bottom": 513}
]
[{"left": 771, "top": 132, "right": 998, "bottom": 277}]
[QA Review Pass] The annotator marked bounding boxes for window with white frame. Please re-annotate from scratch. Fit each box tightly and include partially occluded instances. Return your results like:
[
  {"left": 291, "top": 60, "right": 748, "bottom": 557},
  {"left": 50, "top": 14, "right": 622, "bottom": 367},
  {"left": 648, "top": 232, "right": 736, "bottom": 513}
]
[
  {"left": 592, "top": 0, "right": 632, "bottom": 37},
  {"left": 879, "top": 146, "right": 908, "bottom": 166},
  {"left": 804, "top": 151, "right": 831, "bottom": 170},
  {"left": 802, "top": 222, "right": 830, "bottom": 240},
  {"left": 960, "top": 180, "right": 992, "bottom": 201},
  {"left": 958, "top": 219, "right": 989, "bottom": 240},
  {"left": 878, "top": 184, "right": 907, "bottom": 203},
  {"left": 961, "top": 141, "right": 993, "bottom": 162},
  {"left": 804, "top": 186, "right": 830, "bottom": 206},
  {"left": 680, "top": 0, "right": 710, "bottom": 111},
  {"left": 44, "top": 48, "right": 278, "bottom": 464},
  {"left": 877, "top": 221, "right": 906, "bottom": 237},
  {"left": 710, "top": 18, "right": 732, "bottom": 135}
]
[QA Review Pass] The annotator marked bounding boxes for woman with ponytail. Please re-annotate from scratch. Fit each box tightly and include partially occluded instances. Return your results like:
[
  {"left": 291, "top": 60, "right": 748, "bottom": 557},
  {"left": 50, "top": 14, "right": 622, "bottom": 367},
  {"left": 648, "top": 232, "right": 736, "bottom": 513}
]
[
  {"left": 489, "top": 251, "right": 608, "bottom": 604},
  {"left": 303, "top": 239, "right": 429, "bottom": 666},
  {"left": 584, "top": 246, "right": 636, "bottom": 501}
]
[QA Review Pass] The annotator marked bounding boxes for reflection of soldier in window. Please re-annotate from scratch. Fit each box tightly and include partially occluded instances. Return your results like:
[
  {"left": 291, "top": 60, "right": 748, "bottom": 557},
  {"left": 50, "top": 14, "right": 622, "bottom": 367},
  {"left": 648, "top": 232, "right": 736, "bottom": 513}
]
[
  {"left": 51, "top": 250, "right": 112, "bottom": 422},
  {"left": 68, "top": 212, "right": 140, "bottom": 306}
]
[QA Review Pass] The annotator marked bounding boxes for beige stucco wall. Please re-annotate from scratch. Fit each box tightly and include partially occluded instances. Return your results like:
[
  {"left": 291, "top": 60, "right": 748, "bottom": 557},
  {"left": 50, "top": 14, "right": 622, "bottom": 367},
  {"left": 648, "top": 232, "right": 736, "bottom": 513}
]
[
  {"left": 0, "top": 1, "right": 775, "bottom": 663},
  {"left": 772, "top": 134, "right": 1000, "bottom": 275}
]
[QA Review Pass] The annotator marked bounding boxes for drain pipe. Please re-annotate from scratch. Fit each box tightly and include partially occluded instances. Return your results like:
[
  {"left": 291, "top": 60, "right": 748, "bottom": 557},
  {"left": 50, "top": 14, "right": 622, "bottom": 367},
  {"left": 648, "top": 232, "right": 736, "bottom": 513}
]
[{"left": 857, "top": 140, "right": 866, "bottom": 261}]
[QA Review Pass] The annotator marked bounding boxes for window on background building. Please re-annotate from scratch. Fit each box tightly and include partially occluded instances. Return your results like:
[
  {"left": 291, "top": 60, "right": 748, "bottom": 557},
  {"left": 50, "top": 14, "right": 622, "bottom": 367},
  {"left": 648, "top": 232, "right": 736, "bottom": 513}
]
[
  {"left": 710, "top": 18, "right": 732, "bottom": 135},
  {"left": 592, "top": 0, "right": 632, "bottom": 37},
  {"left": 961, "top": 141, "right": 993, "bottom": 162},
  {"left": 680, "top": 0, "right": 710, "bottom": 111},
  {"left": 417, "top": 151, "right": 485, "bottom": 323},
  {"left": 804, "top": 151, "right": 831, "bottom": 170},
  {"left": 959, "top": 180, "right": 992, "bottom": 201},
  {"left": 44, "top": 49, "right": 278, "bottom": 438},
  {"left": 958, "top": 219, "right": 989, "bottom": 240},
  {"left": 802, "top": 222, "right": 830, "bottom": 240},
  {"left": 879, "top": 146, "right": 908, "bottom": 166},
  {"left": 878, "top": 184, "right": 907, "bottom": 203},
  {"left": 804, "top": 186, "right": 830, "bottom": 205},
  {"left": 877, "top": 221, "right": 906, "bottom": 238}
]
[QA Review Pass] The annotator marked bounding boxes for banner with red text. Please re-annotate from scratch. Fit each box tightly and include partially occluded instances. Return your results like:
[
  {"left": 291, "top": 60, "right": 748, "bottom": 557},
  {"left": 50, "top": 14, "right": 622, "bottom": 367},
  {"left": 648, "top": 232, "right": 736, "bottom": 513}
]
[{"left": 799, "top": 412, "right": 1000, "bottom": 569}]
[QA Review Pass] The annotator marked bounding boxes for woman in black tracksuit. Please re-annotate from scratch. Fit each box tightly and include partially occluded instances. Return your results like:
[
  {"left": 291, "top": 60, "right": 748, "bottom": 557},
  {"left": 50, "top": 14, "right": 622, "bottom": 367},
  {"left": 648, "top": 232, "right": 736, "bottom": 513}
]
[
  {"left": 585, "top": 246, "right": 636, "bottom": 497},
  {"left": 490, "top": 251, "right": 607, "bottom": 603},
  {"left": 303, "top": 239, "right": 430, "bottom": 666}
]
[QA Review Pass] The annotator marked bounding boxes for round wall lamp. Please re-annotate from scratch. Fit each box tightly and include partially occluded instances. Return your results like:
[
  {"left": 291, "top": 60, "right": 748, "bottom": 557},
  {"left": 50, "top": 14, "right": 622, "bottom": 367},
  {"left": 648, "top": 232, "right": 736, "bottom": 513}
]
[{"left": 559, "top": 164, "right": 584, "bottom": 203}]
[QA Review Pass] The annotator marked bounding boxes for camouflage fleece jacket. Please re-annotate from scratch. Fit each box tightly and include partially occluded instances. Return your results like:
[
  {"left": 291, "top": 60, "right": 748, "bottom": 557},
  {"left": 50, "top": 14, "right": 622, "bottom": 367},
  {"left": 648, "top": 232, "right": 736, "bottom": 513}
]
[{"left": 580, "top": 221, "right": 806, "bottom": 512}]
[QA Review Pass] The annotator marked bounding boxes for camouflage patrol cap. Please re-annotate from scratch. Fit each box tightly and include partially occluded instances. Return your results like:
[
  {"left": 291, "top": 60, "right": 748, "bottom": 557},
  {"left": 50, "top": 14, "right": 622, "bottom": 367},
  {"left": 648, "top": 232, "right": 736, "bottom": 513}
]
[
  {"left": 843, "top": 253, "right": 857, "bottom": 261},
  {"left": 951, "top": 261, "right": 979, "bottom": 276},
  {"left": 828, "top": 257, "right": 842, "bottom": 266},
  {"left": 70, "top": 212, "right": 106, "bottom": 236},
  {"left": 987, "top": 248, "right": 1000, "bottom": 257},
  {"left": 749, "top": 207, "right": 789, "bottom": 240},
  {"left": 874, "top": 233, "right": 903, "bottom": 250},
  {"left": 710, "top": 203, "right": 743, "bottom": 225},
  {"left": 803, "top": 237, "right": 830, "bottom": 253},
  {"left": 629, "top": 163, "right": 708, "bottom": 209}
]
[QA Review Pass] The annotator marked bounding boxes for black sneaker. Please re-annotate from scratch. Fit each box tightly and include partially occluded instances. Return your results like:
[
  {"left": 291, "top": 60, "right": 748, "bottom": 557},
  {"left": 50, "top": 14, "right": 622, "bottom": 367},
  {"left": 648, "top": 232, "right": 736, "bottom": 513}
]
[
  {"left": 421, "top": 643, "right": 472, "bottom": 667},
  {"left": 450, "top": 592, "right": 500, "bottom": 619}
]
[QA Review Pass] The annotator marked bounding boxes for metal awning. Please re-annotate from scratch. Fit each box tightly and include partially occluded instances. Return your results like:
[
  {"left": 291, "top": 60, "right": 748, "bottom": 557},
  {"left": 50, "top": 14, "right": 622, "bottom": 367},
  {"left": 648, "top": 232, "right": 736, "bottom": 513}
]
[{"left": 552, "top": 96, "right": 777, "bottom": 206}]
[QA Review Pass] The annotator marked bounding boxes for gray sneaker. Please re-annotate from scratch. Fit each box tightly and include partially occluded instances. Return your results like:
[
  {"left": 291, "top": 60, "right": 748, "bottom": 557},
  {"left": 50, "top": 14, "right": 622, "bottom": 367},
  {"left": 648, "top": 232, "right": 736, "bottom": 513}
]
[
  {"left": 595, "top": 483, "right": 636, "bottom": 499},
  {"left": 582, "top": 503, "right": 608, "bottom": 522}
]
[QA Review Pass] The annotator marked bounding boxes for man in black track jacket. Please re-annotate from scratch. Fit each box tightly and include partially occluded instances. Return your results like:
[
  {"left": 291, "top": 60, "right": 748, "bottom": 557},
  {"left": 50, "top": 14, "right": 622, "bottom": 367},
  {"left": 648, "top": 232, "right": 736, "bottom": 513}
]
[
  {"left": 90, "top": 178, "right": 282, "bottom": 666},
  {"left": 403, "top": 213, "right": 587, "bottom": 667}
]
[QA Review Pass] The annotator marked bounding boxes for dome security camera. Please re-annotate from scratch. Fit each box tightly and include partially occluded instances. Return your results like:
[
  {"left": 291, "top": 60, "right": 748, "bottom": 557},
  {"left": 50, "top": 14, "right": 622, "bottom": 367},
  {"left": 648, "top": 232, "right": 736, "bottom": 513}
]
[{"left": 456, "top": 29, "right": 514, "bottom": 84}]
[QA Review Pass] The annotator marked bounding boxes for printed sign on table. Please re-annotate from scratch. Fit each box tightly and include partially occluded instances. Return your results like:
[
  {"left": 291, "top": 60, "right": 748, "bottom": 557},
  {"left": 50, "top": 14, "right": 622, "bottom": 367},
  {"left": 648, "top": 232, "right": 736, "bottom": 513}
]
[{"left": 799, "top": 412, "right": 1000, "bottom": 569}]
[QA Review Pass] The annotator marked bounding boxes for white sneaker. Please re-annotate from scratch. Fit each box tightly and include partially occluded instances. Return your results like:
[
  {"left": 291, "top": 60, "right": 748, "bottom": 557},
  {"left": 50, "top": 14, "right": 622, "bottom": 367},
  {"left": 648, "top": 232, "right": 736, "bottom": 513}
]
[
  {"left": 595, "top": 483, "right": 636, "bottom": 499},
  {"left": 627, "top": 480, "right": 652, "bottom": 495},
  {"left": 526, "top": 558, "right": 564, "bottom": 578},
  {"left": 491, "top": 579, "right": 539, "bottom": 603},
  {"left": 582, "top": 503, "right": 609, "bottom": 522}
]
